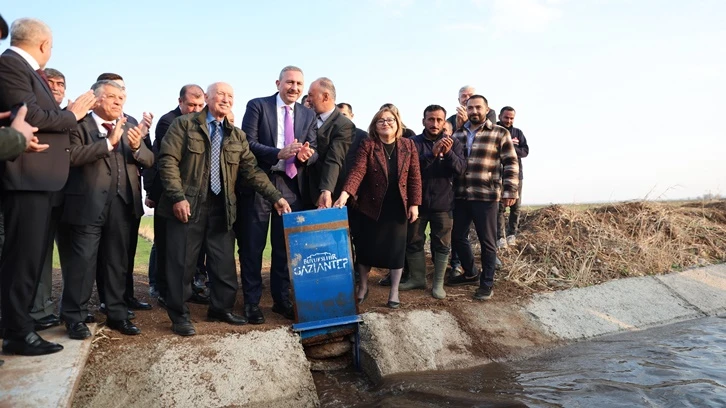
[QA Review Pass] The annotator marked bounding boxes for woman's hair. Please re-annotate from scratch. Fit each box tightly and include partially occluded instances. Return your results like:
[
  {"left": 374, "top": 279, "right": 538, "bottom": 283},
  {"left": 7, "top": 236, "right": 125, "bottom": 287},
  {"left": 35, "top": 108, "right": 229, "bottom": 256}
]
[
  {"left": 379, "top": 103, "right": 409, "bottom": 130},
  {"left": 368, "top": 107, "right": 403, "bottom": 141}
]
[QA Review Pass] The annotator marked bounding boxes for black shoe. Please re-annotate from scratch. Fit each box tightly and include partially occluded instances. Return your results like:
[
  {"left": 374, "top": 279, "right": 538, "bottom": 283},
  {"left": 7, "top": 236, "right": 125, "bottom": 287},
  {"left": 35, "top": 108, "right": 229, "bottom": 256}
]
[
  {"left": 125, "top": 297, "right": 152, "bottom": 311},
  {"left": 244, "top": 304, "right": 265, "bottom": 325},
  {"left": 107, "top": 319, "right": 141, "bottom": 335},
  {"left": 99, "top": 304, "right": 136, "bottom": 320},
  {"left": 157, "top": 296, "right": 167, "bottom": 309},
  {"left": 34, "top": 314, "right": 61, "bottom": 331},
  {"left": 171, "top": 321, "right": 196, "bottom": 336},
  {"left": 2, "top": 332, "right": 64, "bottom": 356},
  {"left": 66, "top": 322, "right": 92, "bottom": 340},
  {"left": 357, "top": 287, "right": 369, "bottom": 305},
  {"left": 84, "top": 314, "right": 96, "bottom": 324},
  {"left": 473, "top": 286, "right": 493, "bottom": 300},
  {"left": 379, "top": 274, "right": 391, "bottom": 286},
  {"left": 446, "top": 273, "right": 480, "bottom": 287},
  {"left": 207, "top": 310, "right": 248, "bottom": 325},
  {"left": 271, "top": 301, "right": 295, "bottom": 320},
  {"left": 188, "top": 292, "right": 210, "bottom": 305}
]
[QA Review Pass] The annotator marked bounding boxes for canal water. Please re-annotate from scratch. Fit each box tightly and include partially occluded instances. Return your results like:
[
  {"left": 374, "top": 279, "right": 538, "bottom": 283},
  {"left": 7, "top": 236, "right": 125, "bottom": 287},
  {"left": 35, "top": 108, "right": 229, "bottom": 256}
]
[{"left": 314, "top": 316, "right": 726, "bottom": 407}]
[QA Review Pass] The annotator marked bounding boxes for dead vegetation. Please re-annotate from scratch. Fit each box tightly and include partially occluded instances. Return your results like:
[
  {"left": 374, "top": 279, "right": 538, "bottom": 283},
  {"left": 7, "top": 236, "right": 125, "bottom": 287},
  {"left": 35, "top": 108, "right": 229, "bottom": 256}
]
[{"left": 497, "top": 200, "right": 726, "bottom": 292}]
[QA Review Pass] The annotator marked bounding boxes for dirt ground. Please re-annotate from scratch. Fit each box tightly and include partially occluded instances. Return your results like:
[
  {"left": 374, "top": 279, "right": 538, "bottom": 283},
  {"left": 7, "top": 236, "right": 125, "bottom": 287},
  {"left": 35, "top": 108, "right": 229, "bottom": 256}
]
[{"left": 68, "top": 199, "right": 726, "bottom": 405}]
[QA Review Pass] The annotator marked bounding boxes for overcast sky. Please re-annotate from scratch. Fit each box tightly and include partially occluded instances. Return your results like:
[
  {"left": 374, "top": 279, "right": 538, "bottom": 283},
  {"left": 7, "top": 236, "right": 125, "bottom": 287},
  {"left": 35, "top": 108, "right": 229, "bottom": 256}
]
[{"left": 3, "top": 0, "right": 723, "bottom": 204}]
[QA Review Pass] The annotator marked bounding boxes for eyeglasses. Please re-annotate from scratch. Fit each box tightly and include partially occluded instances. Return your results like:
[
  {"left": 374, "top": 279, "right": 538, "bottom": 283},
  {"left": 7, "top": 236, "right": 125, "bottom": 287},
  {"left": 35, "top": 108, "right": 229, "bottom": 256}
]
[{"left": 376, "top": 118, "right": 396, "bottom": 126}]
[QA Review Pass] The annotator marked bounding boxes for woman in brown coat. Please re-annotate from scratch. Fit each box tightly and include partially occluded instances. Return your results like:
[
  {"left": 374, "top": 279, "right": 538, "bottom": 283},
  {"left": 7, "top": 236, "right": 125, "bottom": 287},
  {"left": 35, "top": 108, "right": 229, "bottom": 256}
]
[{"left": 334, "top": 107, "right": 422, "bottom": 308}]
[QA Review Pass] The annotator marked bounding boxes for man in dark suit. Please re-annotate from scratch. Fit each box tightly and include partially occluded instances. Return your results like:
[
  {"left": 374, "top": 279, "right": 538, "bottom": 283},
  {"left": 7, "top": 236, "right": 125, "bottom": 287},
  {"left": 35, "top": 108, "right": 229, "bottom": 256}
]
[
  {"left": 144, "top": 84, "right": 206, "bottom": 305},
  {"left": 93, "top": 73, "right": 154, "bottom": 315},
  {"left": 28, "top": 68, "right": 67, "bottom": 333},
  {"left": 305, "top": 78, "right": 354, "bottom": 209},
  {"left": 158, "top": 82, "right": 291, "bottom": 336},
  {"left": 0, "top": 17, "right": 96, "bottom": 355},
  {"left": 237, "top": 66, "right": 318, "bottom": 324},
  {"left": 61, "top": 80, "right": 153, "bottom": 339}
]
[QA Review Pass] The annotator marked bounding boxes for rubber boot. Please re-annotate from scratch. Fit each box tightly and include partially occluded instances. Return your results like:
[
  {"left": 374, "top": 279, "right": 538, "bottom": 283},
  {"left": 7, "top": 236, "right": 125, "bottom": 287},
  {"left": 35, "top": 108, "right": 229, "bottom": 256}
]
[
  {"left": 432, "top": 252, "right": 448, "bottom": 299},
  {"left": 399, "top": 251, "right": 426, "bottom": 291}
]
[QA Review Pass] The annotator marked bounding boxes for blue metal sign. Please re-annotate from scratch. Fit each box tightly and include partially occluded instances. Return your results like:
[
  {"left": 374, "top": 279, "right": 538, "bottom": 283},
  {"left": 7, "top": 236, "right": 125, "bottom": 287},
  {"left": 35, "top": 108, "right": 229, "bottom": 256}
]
[{"left": 284, "top": 207, "right": 362, "bottom": 361}]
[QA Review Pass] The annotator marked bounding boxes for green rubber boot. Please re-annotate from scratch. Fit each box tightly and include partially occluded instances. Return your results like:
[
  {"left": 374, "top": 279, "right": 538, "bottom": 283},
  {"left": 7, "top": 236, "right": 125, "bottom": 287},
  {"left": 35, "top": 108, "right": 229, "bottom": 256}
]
[
  {"left": 432, "top": 252, "right": 448, "bottom": 299},
  {"left": 399, "top": 251, "right": 427, "bottom": 291}
]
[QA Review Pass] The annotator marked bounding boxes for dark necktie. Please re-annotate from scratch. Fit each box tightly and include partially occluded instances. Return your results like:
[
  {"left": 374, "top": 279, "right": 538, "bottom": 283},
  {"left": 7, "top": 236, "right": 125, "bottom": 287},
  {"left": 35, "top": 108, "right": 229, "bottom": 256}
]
[
  {"left": 210, "top": 121, "right": 222, "bottom": 194},
  {"left": 101, "top": 122, "right": 119, "bottom": 151},
  {"left": 36, "top": 69, "right": 49, "bottom": 86}
]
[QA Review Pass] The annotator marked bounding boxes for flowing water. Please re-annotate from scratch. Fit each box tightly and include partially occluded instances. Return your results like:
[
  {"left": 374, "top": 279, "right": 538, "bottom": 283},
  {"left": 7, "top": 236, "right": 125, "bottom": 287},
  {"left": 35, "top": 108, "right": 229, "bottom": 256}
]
[{"left": 314, "top": 316, "right": 726, "bottom": 407}]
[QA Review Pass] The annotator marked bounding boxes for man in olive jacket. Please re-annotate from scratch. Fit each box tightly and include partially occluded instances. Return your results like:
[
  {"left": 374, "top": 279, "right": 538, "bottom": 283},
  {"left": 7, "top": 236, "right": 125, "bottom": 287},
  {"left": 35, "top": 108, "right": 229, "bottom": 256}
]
[{"left": 157, "top": 82, "right": 291, "bottom": 336}]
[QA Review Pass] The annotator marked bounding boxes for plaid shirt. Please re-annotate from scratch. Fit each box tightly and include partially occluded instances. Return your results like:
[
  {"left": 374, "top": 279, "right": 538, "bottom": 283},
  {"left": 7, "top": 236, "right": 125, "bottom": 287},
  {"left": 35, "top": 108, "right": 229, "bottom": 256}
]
[{"left": 453, "top": 119, "right": 519, "bottom": 202}]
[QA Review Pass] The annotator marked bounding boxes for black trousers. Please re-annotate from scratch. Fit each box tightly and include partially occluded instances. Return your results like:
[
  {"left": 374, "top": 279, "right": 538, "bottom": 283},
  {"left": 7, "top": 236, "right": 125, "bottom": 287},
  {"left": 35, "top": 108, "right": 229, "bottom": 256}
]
[
  {"left": 0, "top": 191, "right": 59, "bottom": 338},
  {"left": 62, "top": 195, "right": 132, "bottom": 323},
  {"left": 238, "top": 172, "right": 302, "bottom": 306},
  {"left": 165, "top": 192, "right": 236, "bottom": 324},
  {"left": 451, "top": 199, "right": 498, "bottom": 288},
  {"left": 149, "top": 215, "right": 167, "bottom": 297}
]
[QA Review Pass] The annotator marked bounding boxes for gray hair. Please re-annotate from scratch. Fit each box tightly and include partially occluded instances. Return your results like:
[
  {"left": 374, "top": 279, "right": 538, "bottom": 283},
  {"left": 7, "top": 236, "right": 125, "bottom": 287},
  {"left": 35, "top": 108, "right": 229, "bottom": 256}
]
[
  {"left": 44, "top": 68, "right": 65, "bottom": 81},
  {"left": 315, "top": 77, "right": 336, "bottom": 101},
  {"left": 91, "top": 80, "right": 124, "bottom": 97},
  {"left": 10, "top": 18, "right": 52, "bottom": 46},
  {"left": 279, "top": 65, "right": 303, "bottom": 80},
  {"left": 458, "top": 85, "right": 475, "bottom": 96}
]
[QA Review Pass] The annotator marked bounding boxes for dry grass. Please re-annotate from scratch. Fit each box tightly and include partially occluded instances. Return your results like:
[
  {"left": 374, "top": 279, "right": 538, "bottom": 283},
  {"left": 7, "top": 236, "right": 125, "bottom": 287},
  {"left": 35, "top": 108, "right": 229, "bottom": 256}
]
[{"left": 497, "top": 200, "right": 726, "bottom": 292}]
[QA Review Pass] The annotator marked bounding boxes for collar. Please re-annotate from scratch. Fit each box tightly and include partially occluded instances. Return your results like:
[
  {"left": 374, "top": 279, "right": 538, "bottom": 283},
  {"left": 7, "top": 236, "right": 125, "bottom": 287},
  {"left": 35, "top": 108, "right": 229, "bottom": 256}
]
[
  {"left": 9, "top": 46, "right": 40, "bottom": 70},
  {"left": 206, "top": 110, "right": 218, "bottom": 126},
  {"left": 276, "top": 93, "right": 294, "bottom": 112},
  {"left": 319, "top": 107, "right": 335, "bottom": 123},
  {"left": 464, "top": 119, "right": 492, "bottom": 132},
  {"left": 91, "top": 111, "right": 117, "bottom": 135}
]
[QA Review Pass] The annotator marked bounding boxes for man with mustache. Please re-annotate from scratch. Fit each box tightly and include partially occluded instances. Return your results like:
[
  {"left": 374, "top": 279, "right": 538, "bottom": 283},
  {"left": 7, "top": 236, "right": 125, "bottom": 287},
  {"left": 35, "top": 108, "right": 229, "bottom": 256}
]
[
  {"left": 448, "top": 95, "right": 519, "bottom": 301},
  {"left": 402, "top": 105, "right": 465, "bottom": 299},
  {"left": 61, "top": 80, "right": 153, "bottom": 339},
  {"left": 237, "top": 66, "right": 317, "bottom": 324}
]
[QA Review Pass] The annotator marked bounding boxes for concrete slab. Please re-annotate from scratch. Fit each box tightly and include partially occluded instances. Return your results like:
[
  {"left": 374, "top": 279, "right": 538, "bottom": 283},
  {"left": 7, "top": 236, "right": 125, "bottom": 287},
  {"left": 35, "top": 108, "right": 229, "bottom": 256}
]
[
  {"left": 656, "top": 264, "right": 726, "bottom": 315},
  {"left": 0, "top": 324, "right": 96, "bottom": 407},
  {"left": 74, "top": 327, "right": 319, "bottom": 408},
  {"left": 525, "top": 276, "right": 704, "bottom": 340},
  {"left": 360, "top": 310, "right": 475, "bottom": 381}
]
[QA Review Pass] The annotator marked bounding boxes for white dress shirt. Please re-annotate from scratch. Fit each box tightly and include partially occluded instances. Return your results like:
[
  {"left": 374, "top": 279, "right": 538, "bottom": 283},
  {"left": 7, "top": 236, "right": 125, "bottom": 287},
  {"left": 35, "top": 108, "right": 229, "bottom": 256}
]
[
  {"left": 272, "top": 93, "right": 295, "bottom": 171},
  {"left": 92, "top": 112, "right": 117, "bottom": 151},
  {"left": 8, "top": 46, "right": 40, "bottom": 70}
]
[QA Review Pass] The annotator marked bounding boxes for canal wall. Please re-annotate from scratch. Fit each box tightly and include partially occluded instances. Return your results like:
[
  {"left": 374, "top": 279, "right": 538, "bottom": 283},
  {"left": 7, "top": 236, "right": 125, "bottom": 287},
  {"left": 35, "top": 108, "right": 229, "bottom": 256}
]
[{"left": 3, "top": 265, "right": 725, "bottom": 407}]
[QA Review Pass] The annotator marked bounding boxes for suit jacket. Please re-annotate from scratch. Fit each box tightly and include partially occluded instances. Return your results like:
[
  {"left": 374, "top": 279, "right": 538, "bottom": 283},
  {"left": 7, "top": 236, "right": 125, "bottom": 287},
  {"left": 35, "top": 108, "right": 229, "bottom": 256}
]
[
  {"left": 342, "top": 137, "right": 422, "bottom": 221},
  {"left": 0, "top": 48, "right": 77, "bottom": 191},
  {"left": 145, "top": 106, "right": 182, "bottom": 202},
  {"left": 306, "top": 108, "right": 354, "bottom": 206},
  {"left": 62, "top": 113, "right": 154, "bottom": 225},
  {"left": 240, "top": 93, "right": 318, "bottom": 198}
]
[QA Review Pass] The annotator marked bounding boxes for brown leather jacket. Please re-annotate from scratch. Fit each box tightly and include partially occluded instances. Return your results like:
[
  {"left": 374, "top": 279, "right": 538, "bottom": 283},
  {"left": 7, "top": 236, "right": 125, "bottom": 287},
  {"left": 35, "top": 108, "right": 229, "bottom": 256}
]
[{"left": 343, "top": 137, "right": 422, "bottom": 221}]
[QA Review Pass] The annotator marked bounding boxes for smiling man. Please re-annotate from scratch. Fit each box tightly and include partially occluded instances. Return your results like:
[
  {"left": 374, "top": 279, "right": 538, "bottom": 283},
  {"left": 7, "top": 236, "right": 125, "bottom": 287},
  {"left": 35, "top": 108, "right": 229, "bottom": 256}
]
[
  {"left": 237, "top": 66, "right": 317, "bottom": 324},
  {"left": 158, "top": 82, "right": 290, "bottom": 336}
]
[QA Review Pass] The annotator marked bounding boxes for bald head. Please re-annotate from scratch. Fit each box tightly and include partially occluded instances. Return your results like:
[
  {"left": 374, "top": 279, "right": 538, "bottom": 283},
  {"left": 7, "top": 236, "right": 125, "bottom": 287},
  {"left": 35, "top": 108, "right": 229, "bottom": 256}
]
[
  {"left": 205, "top": 82, "right": 234, "bottom": 120},
  {"left": 10, "top": 18, "right": 53, "bottom": 67},
  {"left": 307, "top": 77, "right": 337, "bottom": 114}
]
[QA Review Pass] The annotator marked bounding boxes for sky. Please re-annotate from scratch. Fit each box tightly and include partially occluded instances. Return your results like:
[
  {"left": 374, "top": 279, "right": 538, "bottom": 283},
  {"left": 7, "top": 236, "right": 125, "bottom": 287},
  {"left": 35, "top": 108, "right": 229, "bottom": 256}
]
[{"left": 2, "top": 0, "right": 724, "bottom": 205}]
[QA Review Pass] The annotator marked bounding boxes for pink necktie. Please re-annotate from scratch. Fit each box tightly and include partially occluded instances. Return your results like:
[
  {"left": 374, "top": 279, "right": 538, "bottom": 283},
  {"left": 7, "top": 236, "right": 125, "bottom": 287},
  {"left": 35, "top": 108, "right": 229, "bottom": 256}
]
[{"left": 284, "top": 105, "right": 297, "bottom": 178}]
